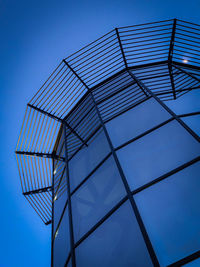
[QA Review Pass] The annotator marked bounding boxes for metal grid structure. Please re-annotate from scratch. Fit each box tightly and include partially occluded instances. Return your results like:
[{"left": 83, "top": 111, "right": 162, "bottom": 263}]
[{"left": 15, "top": 18, "right": 200, "bottom": 266}]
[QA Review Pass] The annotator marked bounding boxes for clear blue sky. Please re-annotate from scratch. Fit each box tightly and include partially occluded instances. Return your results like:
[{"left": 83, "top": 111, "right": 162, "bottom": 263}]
[{"left": 0, "top": 0, "right": 199, "bottom": 266}]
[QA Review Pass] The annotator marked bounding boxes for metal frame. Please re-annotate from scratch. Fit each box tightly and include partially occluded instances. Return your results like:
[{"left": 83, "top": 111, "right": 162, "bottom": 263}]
[{"left": 15, "top": 18, "right": 200, "bottom": 267}]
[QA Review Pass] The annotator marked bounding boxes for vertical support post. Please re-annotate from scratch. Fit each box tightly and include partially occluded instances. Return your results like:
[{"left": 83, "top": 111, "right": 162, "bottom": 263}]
[
  {"left": 64, "top": 124, "right": 76, "bottom": 267},
  {"left": 168, "top": 19, "right": 177, "bottom": 99},
  {"left": 51, "top": 157, "right": 55, "bottom": 267},
  {"left": 89, "top": 91, "right": 160, "bottom": 267},
  {"left": 128, "top": 70, "right": 200, "bottom": 143}
]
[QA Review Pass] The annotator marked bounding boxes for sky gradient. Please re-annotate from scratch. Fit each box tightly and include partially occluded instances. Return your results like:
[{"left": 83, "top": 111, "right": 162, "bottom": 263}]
[{"left": 0, "top": 0, "right": 200, "bottom": 266}]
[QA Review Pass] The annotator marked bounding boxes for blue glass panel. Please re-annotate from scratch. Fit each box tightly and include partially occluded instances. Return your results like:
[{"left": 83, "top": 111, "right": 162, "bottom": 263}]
[
  {"left": 53, "top": 206, "right": 70, "bottom": 267},
  {"left": 53, "top": 160, "right": 68, "bottom": 233},
  {"left": 184, "top": 257, "right": 200, "bottom": 266},
  {"left": 71, "top": 156, "right": 126, "bottom": 242},
  {"left": 54, "top": 189, "right": 68, "bottom": 234},
  {"left": 182, "top": 115, "right": 200, "bottom": 137},
  {"left": 106, "top": 98, "right": 171, "bottom": 147},
  {"left": 75, "top": 200, "right": 153, "bottom": 267},
  {"left": 135, "top": 161, "right": 200, "bottom": 266},
  {"left": 166, "top": 89, "right": 200, "bottom": 115},
  {"left": 69, "top": 128, "right": 110, "bottom": 192},
  {"left": 117, "top": 120, "right": 200, "bottom": 189}
]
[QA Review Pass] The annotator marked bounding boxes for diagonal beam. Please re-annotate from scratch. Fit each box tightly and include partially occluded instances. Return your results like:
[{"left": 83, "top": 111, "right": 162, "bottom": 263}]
[
  {"left": 172, "top": 64, "right": 200, "bottom": 84},
  {"left": 23, "top": 186, "right": 52, "bottom": 196},
  {"left": 63, "top": 59, "right": 90, "bottom": 90},
  {"left": 115, "top": 28, "right": 128, "bottom": 69},
  {"left": 28, "top": 103, "right": 88, "bottom": 147},
  {"left": 168, "top": 19, "right": 177, "bottom": 99},
  {"left": 15, "top": 150, "right": 65, "bottom": 162}
]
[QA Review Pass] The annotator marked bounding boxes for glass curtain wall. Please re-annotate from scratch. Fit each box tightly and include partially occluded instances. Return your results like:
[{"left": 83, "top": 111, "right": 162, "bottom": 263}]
[{"left": 52, "top": 79, "right": 200, "bottom": 267}]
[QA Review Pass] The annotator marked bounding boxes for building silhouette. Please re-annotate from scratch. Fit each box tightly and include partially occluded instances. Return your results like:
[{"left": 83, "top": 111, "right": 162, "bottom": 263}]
[{"left": 16, "top": 19, "right": 200, "bottom": 267}]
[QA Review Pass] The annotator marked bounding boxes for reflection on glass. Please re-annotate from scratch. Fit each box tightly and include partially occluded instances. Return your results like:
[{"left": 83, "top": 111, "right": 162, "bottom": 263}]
[
  {"left": 166, "top": 89, "right": 200, "bottom": 115},
  {"left": 117, "top": 120, "right": 200, "bottom": 189},
  {"left": 71, "top": 156, "right": 126, "bottom": 242},
  {"left": 182, "top": 115, "right": 200, "bottom": 137},
  {"left": 75, "top": 200, "right": 153, "bottom": 267},
  {"left": 69, "top": 129, "right": 110, "bottom": 192},
  {"left": 135, "top": 161, "right": 200, "bottom": 266},
  {"left": 53, "top": 189, "right": 68, "bottom": 234},
  {"left": 106, "top": 98, "right": 171, "bottom": 147},
  {"left": 53, "top": 206, "right": 70, "bottom": 267}
]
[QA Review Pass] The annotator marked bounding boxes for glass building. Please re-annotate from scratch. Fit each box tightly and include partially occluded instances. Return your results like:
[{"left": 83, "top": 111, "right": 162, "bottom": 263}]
[{"left": 16, "top": 19, "right": 200, "bottom": 267}]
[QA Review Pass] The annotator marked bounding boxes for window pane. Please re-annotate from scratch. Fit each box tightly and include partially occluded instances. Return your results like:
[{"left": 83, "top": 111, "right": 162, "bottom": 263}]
[
  {"left": 53, "top": 160, "right": 67, "bottom": 233},
  {"left": 106, "top": 97, "right": 171, "bottom": 147},
  {"left": 166, "top": 89, "right": 200, "bottom": 115},
  {"left": 53, "top": 190, "right": 68, "bottom": 234},
  {"left": 69, "top": 128, "right": 110, "bottom": 192},
  {"left": 182, "top": 115, "right": 200, "bottom": 137},
  {"left": 71, "top": 156, "right": 126, "bottom": 242},
  {"left": 75, "top": 200, "right": 153, "bottom": 267},
  {"left": 135, "top": 161, "right": 200, "bottom": 266},
  {"left": 117, "top": 120, "right": 200, "bottom": 189},
  {"left": 53, "top": 206, "right": 70, "bottom": 267}
]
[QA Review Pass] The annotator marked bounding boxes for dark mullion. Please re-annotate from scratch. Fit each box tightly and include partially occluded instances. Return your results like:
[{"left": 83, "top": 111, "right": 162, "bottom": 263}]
[
  {"left": 179, "top": 111, "right": 200, "bottom": 118},
  {"left": 167, "top": 250, "right": 200, "bottom": 267},
  {"left": 132, "top": 155, "right": 200, "bottom": 195},
  {"left": 115, "top": 117, "right": 174, "bottom": 151},
  {"left": 64, "top": 125, "right": 76, "bottom": 267},
  {"left": 74, "top": 195, "right": 128, "bottom": 248},
  {"left": 71, "top": 153, "right": 112, "bottom": 196},
  {"left": 65, "top": 253, "right": 71, "bottom": 267},
  {"left": 53, "top": 199, "right": 68, "bottom": 239}
]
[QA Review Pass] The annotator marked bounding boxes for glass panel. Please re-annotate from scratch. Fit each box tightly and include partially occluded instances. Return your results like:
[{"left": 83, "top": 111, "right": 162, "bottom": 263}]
[
  {"left": 117, "top": 120, "right": 200, "bottom": 189},
  {"left": 54, "top": 189, "right": 68, "bottom": 234},
  {"left": 69, "top": 128, "right": 110, "bottom": 192},
  {"left": 71, "top": 156, "right": 126, "bottom": 242},
  {"left": 183, "top": 258, "right": 200, "bottom": 266},
  {"left": 182, "top": 115, "right": 200, "bottom": 137},
  {"left": 135, "top": 161, "right": 200, "bottom": 266},
  {"left": 75, "top": 200, "right": 153, "bottom": 267},
  {"left": 106, "top": 97, "right": 171, "bottom": 147},
  {"left": 166, "top": 89, "right": 200, "bottom": 115},
  {"left": 53, "top": 159, "right": 67, "bottom": 233},
  {"left": 53, "top": 206, "right": 70, "bottom": 267}
]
